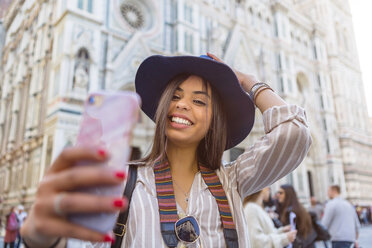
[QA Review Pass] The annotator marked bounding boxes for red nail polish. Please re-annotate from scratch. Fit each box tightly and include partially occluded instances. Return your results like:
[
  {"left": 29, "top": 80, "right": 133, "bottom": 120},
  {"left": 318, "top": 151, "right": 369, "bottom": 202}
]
[
  {"left": 113, "top": 198, "right": 125, "bottom": 208},
  {"left": 97, "top": 149, "right": 106, "bottom": 157},
  {"left": 115, "top": 171, "right": 126, "bottom": 180},
  {"left": 103, "top": 234, "right": 114, "bottom": 242}
]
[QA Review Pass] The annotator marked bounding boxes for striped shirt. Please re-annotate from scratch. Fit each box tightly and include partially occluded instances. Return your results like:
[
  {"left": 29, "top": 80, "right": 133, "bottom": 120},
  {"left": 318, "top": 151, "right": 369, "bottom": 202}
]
[{"left": 67, "top": 104, "right": 312, "bottom": 248}]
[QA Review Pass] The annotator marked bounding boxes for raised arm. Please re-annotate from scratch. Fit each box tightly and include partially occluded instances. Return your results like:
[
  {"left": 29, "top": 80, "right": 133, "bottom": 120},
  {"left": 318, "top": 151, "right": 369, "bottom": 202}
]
[
  {"left": 207, "top": 53, "right": 312, "bottom": 198},
  {"left": 234, "top": 105, "right": 311, "bottom": 197}
]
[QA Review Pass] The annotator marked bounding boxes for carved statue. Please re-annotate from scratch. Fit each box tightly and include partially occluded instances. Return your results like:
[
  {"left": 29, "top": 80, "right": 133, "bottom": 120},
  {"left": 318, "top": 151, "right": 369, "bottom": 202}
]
[
  {"left": 73, "top": 48, "right": 90, "bottom": 94},
  {"left": 73, "top": 62, "right": 89, "bottom": 92}
]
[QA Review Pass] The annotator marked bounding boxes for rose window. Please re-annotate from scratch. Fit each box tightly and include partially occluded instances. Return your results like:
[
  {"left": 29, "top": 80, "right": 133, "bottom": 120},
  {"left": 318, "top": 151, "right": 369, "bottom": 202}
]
[{"left": 120, "top": 4, "right": 144, "bottom": 29}]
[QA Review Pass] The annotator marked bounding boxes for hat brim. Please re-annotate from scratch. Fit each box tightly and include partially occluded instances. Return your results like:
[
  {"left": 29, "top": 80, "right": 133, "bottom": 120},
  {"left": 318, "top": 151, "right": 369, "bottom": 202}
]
[{"left": 135, "top": 55, "right": 255, "bottom": 150}]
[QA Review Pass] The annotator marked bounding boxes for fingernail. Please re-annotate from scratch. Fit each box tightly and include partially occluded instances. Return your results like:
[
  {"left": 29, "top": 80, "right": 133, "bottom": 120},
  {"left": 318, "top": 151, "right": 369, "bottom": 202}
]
[
  {"left": 115, "top": 171, "right": 126, "bottom": 180},
  {"left": 103, "top": 233, "right": 115, "bottom": 243},
  {"left": 97, "top": 149, "right": 106, "bottom": 158},
  {"left": 113, "top": 198, "right": 125, "bottom": 208}
]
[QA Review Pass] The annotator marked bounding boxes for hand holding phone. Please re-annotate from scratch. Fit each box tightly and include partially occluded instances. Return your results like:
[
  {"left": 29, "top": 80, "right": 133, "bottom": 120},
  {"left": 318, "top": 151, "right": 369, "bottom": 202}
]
[
  {"left": 69, "top": 91, "right": 141, "bottom": 233},
  {"left": 20, "top": 91, "right": 141, "bottom": 245}
]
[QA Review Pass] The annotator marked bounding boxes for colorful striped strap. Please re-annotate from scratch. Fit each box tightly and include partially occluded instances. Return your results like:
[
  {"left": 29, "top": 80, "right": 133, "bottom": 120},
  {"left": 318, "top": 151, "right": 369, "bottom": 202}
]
[
  {"left": 154, "top": 161, "right": 239, "bottom": 248},
  {"left": 199, "top": 164, "right": 236, "bottom": 229},
  {"left": 154, "top": 161, "right": 178, "bottom": 247},
  {"left": 199, "top": 164, "right": 239, "bottom": 248}
]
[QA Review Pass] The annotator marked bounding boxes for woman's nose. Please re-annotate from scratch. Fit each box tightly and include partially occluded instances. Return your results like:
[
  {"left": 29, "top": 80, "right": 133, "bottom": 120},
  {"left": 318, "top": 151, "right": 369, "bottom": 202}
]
[{"left": 176, "top": 100, "right": 190, "bottom": 110}]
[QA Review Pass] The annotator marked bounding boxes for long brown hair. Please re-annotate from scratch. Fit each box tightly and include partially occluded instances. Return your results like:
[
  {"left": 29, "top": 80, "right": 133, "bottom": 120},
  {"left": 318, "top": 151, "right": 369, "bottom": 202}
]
[
  {"left": 279, "top": 184, "right": 313, "bottom": 238},
  {"left": 140, "top": 73, "right": 227, "bottom": 170}
]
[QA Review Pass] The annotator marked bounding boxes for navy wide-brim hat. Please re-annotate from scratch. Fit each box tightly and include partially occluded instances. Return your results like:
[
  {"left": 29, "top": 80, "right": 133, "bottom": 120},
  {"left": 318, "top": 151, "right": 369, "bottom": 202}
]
[{"left": 135, "top": 55, "right": 255, "bottom": 150}]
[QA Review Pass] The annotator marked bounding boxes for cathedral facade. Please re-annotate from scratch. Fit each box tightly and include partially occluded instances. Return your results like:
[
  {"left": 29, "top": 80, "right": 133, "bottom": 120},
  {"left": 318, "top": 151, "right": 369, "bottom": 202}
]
[{"left": 1, "top": 0, "right": 372, "bottom": 222}]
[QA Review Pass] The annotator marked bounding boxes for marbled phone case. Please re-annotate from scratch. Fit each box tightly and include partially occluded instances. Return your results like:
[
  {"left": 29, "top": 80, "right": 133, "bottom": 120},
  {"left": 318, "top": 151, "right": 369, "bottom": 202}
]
[{"left": 68, "top": 91, "right": 141, "bottom": 233}]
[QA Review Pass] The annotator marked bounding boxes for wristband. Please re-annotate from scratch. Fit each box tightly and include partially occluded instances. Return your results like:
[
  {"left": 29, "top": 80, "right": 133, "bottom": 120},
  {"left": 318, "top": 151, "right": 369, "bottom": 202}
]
[
  {"left": 248, "top": 82, "right": 273, "bottom": 104},
  {"left": 253, "top": 86, "right": 273, "bottom": 104}
]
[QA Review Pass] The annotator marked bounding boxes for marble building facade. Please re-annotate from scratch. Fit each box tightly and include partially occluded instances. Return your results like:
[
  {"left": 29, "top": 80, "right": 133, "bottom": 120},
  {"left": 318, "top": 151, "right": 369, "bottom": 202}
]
[{"left": 1, "top": 0, "right": 372, "bottom": 223}]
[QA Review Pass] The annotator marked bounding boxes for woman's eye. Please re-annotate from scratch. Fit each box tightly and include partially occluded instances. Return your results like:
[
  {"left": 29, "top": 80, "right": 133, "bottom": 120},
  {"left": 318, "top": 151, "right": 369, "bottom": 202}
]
[
  {"left": 172, "top": 95, "right": 180, "bottom": 100},
  {"left": 194, "top": 100, "right": 206, "bottom": 106}
]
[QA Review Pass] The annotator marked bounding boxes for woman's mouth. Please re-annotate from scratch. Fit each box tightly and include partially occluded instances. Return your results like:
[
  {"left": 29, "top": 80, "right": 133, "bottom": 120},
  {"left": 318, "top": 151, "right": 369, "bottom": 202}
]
[
  {"left": 171, "top": 116, "right": 192, "bottom": 126},
  {"left": 168, "top": 114, "right": 194, "bottom": 126}
]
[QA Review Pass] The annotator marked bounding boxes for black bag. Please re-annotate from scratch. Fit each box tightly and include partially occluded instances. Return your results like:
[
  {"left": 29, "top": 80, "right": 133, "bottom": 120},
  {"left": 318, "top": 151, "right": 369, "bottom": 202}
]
[
  {"left": 293, "top": 228, "right": 317, "bottom": 248},
  {"left": 111, "top": 164, "right": 138, "bottom": 248},
  {"left": 309, "top": 211, "right": 331, "bottom": 241}
]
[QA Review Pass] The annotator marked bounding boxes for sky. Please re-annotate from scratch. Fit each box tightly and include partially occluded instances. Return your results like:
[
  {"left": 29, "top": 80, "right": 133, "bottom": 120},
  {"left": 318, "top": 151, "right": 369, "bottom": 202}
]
[{"left": 349, "top": 0, "right": 372, "bottom": 117}]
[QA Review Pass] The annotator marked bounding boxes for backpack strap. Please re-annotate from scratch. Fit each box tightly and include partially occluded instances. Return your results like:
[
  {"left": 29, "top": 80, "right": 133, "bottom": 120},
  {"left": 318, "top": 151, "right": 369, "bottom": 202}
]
[
  {"left": 111, "top": 164, "right": 138, "bottom": 248},
  {"left": 199, "top": 165, "right": 239, "bottom": 248},
  {"left": 154, "top": 161, "right": 179, "bottom": 247}
]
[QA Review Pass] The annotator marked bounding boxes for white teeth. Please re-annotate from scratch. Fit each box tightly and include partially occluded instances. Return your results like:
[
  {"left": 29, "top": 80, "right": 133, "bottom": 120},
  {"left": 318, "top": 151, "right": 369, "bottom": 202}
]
[{"left": 171, "top": 117, "right": 192, "bottom": 126}]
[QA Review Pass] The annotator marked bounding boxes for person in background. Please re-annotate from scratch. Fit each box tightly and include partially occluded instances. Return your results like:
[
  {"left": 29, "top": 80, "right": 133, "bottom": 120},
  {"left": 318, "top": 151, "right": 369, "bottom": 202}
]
[
  {"left": 322, "top": 185, "right": 360, "bottom": 248},
  {"left": 264, "top": 189, "right": 282, "bottom": 228},
  {"left": 360, "top": 208, "right": 369, "bottom": 225},
  {"left": 277, "top": 184, "right": 317, "bottom": 248},
  {"left": 355, "top": 205, "right": 362, "bottom": 223},
  {"left": 15, "top": 205, "right": 27, "bottom": 248},
  {"left": 308, "top": 196, "right": 323, "bottom": 220},
  {"left": 244, "top": 187, "right": 297, "bottom": 248},
  {"left": 4, "top": 207, "right": 19, "bottom": 248}
]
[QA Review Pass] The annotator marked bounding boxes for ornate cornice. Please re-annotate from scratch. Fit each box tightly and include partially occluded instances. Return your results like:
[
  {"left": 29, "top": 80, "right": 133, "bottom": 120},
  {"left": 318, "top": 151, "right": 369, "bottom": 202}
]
[
  {"left": 270, "top": 0, "right": 291, "bottom": 13},
  {"left": 3, "top": 0, "right": 25, "bottom": 30},
  {"left": 0, "top": 135, "right": 44, "bottom": 164}
]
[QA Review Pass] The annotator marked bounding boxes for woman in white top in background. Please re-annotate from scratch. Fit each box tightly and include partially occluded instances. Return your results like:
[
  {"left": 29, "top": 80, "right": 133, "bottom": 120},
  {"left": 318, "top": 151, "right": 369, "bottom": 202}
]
[{"left": 244, "top": 188, "right": 297, "bottom": 248}]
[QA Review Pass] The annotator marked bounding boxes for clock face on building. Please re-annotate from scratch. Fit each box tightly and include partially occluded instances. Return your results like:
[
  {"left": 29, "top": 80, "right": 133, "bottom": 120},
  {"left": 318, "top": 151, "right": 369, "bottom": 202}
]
[{"left": 120, "top": 3, "right": 145, "bottom": 29}]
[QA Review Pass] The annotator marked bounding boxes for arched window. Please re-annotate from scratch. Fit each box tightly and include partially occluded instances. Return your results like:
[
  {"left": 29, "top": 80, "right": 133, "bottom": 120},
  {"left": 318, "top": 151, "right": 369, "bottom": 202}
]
[{"left": 296, "top": 72, "right": 310, "bottom": 106}]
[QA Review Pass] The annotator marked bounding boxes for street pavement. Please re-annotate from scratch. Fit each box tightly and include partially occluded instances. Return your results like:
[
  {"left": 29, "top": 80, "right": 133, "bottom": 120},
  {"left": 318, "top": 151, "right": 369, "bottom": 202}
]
[
  {"left": 1, "top": 225, "right": 371, "bottom": 247},
  {"left": 314, "top": 225, "right": 372, "bottom": 248},
  {"left": 359, "top": 225, "right": 372, "bottom": 248}
]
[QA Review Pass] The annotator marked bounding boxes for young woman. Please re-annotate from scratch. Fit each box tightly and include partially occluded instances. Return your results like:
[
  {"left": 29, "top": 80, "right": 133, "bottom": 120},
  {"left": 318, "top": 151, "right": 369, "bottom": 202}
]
[
  {"left": 277, "top": 184, "right": 317, "bottom": 248},
  {"left": 243, "top": 188, "right": 297, "bottom": 248},
  {"left": 20, "top": 53, "right": 312, "bottom": 247}
]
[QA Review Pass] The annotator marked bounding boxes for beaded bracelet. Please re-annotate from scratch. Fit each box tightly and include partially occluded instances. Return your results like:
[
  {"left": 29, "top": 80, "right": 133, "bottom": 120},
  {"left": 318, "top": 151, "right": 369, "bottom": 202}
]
[
  {"left": 23, "top": 237, "right": 61, "bottom": 248},
  {"left": 248, "top": 82, "right": 273, "bottom": 105},
  {"left": 253, "top": 86, "right": 274, "bottom": 104}
]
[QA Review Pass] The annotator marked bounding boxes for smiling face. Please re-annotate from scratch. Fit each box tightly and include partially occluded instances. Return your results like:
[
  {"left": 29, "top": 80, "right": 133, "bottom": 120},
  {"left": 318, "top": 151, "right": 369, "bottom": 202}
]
[{"left": 166, "top": 75, "right": 212, "bottom": 148}]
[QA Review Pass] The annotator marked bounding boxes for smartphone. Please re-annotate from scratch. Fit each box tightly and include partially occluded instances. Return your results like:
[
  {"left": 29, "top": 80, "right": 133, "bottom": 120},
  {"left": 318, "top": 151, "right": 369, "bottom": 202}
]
[
  {"left": 286, "top": 211, "right": 297, "bottom": 248},
  {"left": 289, "top": 211, "right": 296, "bottom": 231},
  {"left": 68, "top": 91, "right": 141, "bottom": 233}
]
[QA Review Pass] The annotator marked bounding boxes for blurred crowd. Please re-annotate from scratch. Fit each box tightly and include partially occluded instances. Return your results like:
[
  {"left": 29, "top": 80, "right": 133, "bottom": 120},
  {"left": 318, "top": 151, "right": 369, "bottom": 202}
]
[
  {"left": 355, "top": 206, "right": 371, "bottom": 226},
  {"left": 243, "top": 184, "right": 366, "bottom": 248}
]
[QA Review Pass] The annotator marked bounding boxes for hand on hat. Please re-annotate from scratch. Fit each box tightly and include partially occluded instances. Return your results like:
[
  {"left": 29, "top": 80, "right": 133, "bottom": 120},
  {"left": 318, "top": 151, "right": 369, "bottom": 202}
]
[{"left": 206, "top": 52, "right": 259, "bottom": 92}]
